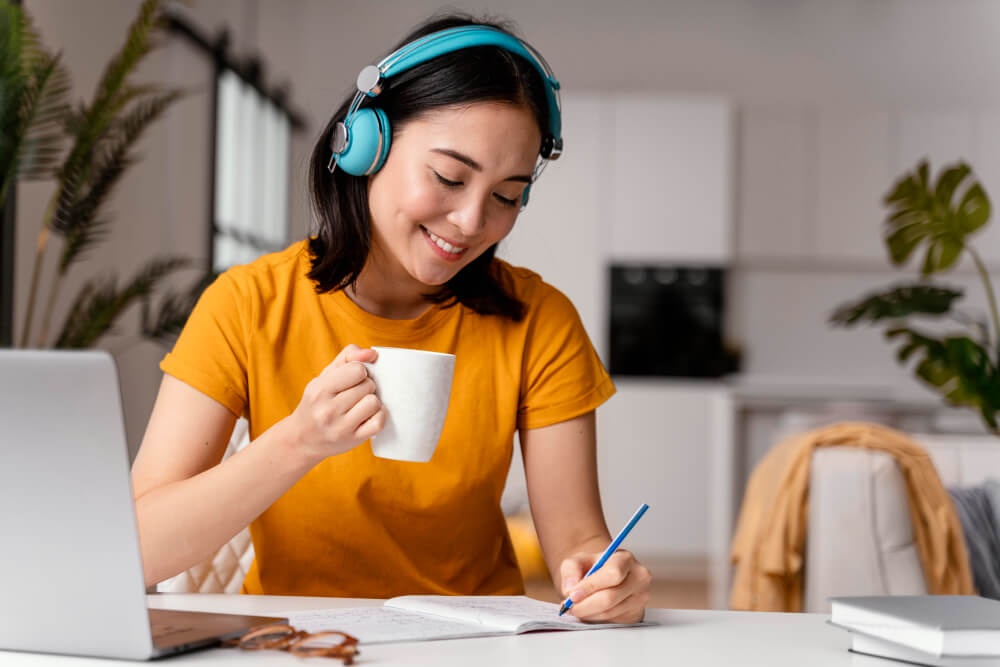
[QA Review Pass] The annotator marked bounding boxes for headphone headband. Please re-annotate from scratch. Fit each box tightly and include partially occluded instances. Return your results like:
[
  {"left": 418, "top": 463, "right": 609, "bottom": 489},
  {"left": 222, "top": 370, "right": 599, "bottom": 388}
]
[
  {"left": 329, "top": 24, "right": 563, "bottom": 195},
  {"left": 373, "top": 26, "right": 561, "bottom": 144}
]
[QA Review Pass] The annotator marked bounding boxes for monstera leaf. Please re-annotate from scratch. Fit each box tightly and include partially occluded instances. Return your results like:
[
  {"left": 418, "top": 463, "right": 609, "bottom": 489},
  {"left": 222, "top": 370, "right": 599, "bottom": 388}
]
[
  {"left": 831, "top": 159, "right": 1000, "bottom": 435},
  {"left": 883, "top": 160, "right": 990, "bottom": 276},
  {"left": 885, "top": 328, "right": 1000, "bottom": 432},
  {"left": 830, "top": 284, "right": 964, "bottom": 325}
]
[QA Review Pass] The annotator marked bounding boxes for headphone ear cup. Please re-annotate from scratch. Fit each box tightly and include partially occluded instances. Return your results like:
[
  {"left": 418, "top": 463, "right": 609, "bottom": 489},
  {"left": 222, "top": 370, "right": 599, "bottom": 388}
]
[{"left": 335, "top": 107, "right": 392, "bottom": 176}]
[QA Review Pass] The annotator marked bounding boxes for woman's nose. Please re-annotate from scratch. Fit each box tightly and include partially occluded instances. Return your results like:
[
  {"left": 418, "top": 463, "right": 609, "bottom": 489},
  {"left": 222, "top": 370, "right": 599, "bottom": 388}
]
[{"left": 449, "top": 195, "right": 488, "bottom": 236}]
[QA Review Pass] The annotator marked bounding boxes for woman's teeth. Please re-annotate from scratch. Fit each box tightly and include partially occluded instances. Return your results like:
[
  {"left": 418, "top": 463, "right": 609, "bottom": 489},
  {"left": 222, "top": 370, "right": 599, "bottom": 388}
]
[{"left": 426, "top": 229, "right": 465, "bottom": 255}]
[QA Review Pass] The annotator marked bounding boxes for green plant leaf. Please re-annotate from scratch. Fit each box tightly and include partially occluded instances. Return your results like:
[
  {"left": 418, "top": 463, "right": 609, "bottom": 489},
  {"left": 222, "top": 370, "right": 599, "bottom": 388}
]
[
  {"left": 921, "top": 235, "right": 963, "bottom": 274},
  {"left": 55, "top": 89, "right": 182, "bottom": 271},
  {"left": 830, "top": 284, "right": 964, "bottom": 326},
  {"left": 885, "top": 327, "right": 1000, "bottom": 432},
  {"left": 51, "top": 0, "right": 165, "bottom": 237},
  {"left": 54, "top": 256, "right": 189, "bottom": 348},
  {"left": 958, "top": 182, "right": 990, "bottom": 234},
  {"left": 882, "top": 159, "right": 992, "bottom": 277},
  {"left": 140, "top": 270, "right": 216, "bottom": 346},
  {"left": 934, "top": 163, "right": 970, "bottom": 209},
  {"left": 0, "top": 2, "right": 69, "bottom": 206},
  {"left": 885, "top": 214, "right": 927, "bottom": 265}
]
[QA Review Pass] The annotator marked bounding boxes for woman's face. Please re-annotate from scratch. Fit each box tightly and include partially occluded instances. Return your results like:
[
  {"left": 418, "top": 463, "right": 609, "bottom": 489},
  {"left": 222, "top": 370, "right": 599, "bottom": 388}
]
[{"left": 366, "top": 101, "right": 542, "bottom": 290}]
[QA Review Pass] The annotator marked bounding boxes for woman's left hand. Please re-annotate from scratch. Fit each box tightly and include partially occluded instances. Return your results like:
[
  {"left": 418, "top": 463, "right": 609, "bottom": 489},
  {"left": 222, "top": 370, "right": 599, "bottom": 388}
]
[{"left": 558, "top": 549, "right": 651, "bottom": 623}]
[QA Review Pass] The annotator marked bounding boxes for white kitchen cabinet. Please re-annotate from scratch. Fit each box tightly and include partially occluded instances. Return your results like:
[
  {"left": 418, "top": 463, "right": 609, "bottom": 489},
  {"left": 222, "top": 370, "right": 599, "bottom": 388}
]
[
  {"left": 812, "top": 108, "right": 998, "bottom": 267},
  {"left": 894, "top": 110, "right": 975, "bottom": 178},
  {"left": 738, "top": 106, "right": 998, "bottom": 267},
  {"left": 964, "top": 111, "right": 1000, "bottom": 266},
  {"left": 737, "top": 108, "right": 813, "bottom": 261},
  {"left": 609, "top": 96, "right": 733, "bottom": 263},
  {"left": 813, "top": 109, "right": 892, "bottom": 262}
]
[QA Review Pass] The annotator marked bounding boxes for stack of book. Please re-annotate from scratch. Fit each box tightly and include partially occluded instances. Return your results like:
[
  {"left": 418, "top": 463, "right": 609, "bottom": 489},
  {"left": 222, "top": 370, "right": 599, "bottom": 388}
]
[{"left": 829, "top": 595, "right": 1000, "bottom": 667}]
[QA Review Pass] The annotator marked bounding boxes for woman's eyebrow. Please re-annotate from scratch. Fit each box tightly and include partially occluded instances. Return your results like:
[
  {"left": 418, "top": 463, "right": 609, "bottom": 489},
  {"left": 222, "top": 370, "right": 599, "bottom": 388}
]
[{"left": 431, "top": 147, "right": 532, "bottom": 183}]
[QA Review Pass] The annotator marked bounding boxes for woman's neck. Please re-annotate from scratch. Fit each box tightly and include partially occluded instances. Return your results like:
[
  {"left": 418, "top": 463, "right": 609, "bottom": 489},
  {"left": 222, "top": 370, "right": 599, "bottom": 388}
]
[{"left": 348, "top": 263, "right": 437, "bottom": 320}]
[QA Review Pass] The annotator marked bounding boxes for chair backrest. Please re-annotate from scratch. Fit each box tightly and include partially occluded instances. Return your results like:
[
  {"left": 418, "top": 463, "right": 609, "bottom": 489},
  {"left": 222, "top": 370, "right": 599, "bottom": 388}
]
[
  {"left": 806, "top": 447, "right": 928, "bottom": 612},
  {"left": 804, "top": 431, "right": 1000, "bottom": 612},
  {"left": 155, "top": 419, "right": 255, "bottom": 594}
]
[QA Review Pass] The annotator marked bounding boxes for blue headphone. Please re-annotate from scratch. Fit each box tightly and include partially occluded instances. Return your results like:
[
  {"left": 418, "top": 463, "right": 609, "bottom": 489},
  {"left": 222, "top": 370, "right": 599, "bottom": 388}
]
[{"left": 327, "top": 25, "right": 563, "bottom": 206}]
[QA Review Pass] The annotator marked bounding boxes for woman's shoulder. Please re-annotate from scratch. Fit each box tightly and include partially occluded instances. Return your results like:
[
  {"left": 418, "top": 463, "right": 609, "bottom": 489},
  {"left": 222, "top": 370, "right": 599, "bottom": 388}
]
[
  {"left": 215, "top": 240, "right": 312, "bottom": 297},
  {"left": 492, "top": 258, "right": 575, "bottom": 314}
]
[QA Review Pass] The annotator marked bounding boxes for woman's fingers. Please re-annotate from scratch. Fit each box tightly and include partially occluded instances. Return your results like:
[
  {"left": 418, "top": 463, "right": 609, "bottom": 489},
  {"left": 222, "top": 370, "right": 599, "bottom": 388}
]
[
  {"left": 561, "top": 550, "right": 651, "bottom": 624},
  {"left": 288, "top": 346, "right": 386, "bottom": 460}
]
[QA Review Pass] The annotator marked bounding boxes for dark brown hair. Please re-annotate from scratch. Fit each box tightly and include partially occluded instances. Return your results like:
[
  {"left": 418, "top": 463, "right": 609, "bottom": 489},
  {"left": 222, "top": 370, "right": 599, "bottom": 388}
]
[{"left": 307, "top": 12, "right": 555, "bottom": 320}]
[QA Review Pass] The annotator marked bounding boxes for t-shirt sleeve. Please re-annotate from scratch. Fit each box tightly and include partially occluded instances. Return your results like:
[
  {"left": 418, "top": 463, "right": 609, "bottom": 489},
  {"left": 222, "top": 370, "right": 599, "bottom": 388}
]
[
  {"left": 517, "top": 283, "right": 616, "bottom": 430},
  {"left": 159, "top": 269, "right": 252, "bottom": 417}
]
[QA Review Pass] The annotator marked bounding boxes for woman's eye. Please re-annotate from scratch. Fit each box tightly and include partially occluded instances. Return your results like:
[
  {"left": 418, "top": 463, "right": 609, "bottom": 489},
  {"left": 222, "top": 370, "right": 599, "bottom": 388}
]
[
  {"left": 493, "top": 193, "right": 519, "bottom": 208},
  {"left": 433, "top": 172, "right": 462, "bottom": 188}
]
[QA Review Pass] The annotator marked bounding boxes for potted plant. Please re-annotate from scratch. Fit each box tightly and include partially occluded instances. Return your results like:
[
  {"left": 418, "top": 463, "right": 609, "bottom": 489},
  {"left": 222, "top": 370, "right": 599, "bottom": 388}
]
[
  {"left": 1, "top": 0, "right": 207, "bottom": 350},
  {"left": 830, "top": 159, "right": 1000, "bottom": 435}
]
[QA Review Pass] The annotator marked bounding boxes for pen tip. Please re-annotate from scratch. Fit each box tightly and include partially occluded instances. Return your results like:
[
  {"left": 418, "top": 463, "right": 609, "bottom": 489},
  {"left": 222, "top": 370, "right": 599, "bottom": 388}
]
[{"left": 558, "top": 602, "right": 570, "bottom": 616}]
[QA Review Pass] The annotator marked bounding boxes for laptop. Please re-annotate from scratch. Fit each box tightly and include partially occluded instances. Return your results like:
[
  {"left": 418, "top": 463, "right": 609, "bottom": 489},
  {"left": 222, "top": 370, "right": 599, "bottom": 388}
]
[{"left": 0, "top": 349, "right": 284, "bottom": 660}]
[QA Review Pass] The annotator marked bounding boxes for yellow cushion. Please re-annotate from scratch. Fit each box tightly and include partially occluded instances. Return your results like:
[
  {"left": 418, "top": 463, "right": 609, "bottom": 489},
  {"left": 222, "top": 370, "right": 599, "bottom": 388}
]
[{"left": 506, "top": 513, "right": 549, "bottom": 581}]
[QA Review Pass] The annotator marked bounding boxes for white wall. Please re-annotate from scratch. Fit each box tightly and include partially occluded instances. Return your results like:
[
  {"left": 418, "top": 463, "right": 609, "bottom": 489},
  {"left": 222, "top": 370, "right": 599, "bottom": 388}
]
[{"left": 17, "top": 0, "right": 1000, "bottom": 453}]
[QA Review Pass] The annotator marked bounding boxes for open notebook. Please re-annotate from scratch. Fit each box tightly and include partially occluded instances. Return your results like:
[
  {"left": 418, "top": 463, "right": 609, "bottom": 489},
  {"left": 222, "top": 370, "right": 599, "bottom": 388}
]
[{"left": 278, "top": 595, "right": 649, "bottom": 644}]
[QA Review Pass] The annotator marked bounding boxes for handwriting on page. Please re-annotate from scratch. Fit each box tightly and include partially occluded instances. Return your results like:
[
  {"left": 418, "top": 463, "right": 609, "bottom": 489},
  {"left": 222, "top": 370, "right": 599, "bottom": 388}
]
[
  {"left": 393, "top": 595, "right": 585, "bottom": 629},
  {"left": 278, "top": 607, "right": 492, "bottom": 645}
]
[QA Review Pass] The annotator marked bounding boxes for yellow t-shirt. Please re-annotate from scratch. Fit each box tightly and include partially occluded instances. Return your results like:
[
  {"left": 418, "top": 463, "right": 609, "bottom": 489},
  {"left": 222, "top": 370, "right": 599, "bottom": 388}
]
[{"left": 160, "top": 240, "right": 615, "bottom": 597}]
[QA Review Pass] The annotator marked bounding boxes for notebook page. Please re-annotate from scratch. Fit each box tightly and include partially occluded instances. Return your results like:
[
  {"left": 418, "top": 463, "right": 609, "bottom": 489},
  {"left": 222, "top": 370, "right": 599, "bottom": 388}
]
[
  {"left": 386, "top": 595, "right": 589, "bottom": 632},
  {"left": 278, "top": 606, "right": 498, "bottom": 644}
]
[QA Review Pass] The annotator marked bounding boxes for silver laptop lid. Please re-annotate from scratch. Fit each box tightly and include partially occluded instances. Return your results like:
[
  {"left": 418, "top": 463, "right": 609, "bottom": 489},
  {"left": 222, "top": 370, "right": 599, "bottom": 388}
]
[{"left": 0, "top": 349, "right": 154, "bottom": 660}]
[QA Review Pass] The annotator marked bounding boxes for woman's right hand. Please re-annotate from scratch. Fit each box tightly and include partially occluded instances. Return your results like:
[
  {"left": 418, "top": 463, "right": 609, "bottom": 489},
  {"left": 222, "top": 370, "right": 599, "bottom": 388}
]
[{"left": 283, "top": 344, "right": 385, "bottom": 463}]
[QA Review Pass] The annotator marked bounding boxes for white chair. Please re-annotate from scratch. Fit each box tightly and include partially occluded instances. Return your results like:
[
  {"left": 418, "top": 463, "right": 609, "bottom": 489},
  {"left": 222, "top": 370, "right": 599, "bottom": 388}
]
[{"left": 155, "top": 419, "right": 255, "bottom": 594}]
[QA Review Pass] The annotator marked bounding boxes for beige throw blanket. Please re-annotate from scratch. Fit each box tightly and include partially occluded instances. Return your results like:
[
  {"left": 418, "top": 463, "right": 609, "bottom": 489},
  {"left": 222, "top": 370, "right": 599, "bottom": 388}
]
[{"left": 729, "top": 422, "right": 974, "bottom": 611}]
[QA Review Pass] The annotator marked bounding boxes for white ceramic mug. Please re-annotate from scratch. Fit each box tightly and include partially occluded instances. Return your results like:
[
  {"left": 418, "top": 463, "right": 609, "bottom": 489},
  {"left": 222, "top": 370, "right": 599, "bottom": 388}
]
[{"left": 363, "top": 346, "right": 455, "bottom": 462}]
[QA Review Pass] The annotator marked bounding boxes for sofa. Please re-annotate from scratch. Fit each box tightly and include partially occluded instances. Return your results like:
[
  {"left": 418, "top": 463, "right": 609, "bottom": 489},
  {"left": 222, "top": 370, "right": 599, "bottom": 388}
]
[{"left": 804, "top": 432, "right": 1000, "bottom": 613}]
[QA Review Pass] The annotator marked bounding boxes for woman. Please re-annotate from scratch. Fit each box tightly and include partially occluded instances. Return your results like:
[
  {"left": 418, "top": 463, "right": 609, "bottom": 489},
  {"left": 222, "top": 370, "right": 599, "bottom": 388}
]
[{"left": 131, "top": 12, "right": 650, "bottom": 623}]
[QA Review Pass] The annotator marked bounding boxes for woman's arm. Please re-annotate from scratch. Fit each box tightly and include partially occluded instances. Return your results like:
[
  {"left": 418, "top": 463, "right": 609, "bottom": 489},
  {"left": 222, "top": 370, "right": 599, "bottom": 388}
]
[
  {"left": 521, "top": 411, "right": 651, "bottom": 623},
  {"left": 132, "top": 345, "right": 382, "bottom": 587}
]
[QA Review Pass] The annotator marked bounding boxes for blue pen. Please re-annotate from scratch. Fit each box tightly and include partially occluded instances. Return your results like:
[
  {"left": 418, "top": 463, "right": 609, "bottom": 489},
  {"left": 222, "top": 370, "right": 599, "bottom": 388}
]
[{"left": 558, "top": 502, "right": 650, "bottom": 616}]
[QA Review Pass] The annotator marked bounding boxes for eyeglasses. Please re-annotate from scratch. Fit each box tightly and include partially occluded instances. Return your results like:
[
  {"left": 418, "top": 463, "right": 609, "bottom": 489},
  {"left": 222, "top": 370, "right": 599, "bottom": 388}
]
[{"left": 225, "top": 623, "right": 360, "bottom": 663}]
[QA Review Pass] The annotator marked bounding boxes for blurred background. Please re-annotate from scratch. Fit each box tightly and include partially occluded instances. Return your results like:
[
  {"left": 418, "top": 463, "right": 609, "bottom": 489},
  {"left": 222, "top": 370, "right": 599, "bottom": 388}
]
[{"left": 9, "top": 0, "right": 1000, "bottom": 609}]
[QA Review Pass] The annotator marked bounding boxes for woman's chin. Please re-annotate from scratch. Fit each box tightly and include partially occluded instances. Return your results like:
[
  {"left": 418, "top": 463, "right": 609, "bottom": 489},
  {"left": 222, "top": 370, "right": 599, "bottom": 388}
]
[{"left": 412, "top": 264, "right": 464, "bottom": 287}]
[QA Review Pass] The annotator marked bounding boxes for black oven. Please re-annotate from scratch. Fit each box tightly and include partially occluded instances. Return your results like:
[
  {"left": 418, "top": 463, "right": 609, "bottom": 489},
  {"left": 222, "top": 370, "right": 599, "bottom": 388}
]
[{"left": 608, "top": 263, "right": 740, "bottom": 378}]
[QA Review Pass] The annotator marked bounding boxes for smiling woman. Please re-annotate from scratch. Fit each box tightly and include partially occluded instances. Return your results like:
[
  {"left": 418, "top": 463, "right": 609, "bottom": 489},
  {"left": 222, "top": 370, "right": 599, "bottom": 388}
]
[{"left": 130, "top": 10, "right": 651, "bottom": 626}]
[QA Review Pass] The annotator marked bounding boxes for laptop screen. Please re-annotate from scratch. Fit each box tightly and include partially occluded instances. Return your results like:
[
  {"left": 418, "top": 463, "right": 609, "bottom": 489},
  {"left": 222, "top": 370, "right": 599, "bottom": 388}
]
[{"left": 0, "top": 350, "right": 283, "bottom": 660}]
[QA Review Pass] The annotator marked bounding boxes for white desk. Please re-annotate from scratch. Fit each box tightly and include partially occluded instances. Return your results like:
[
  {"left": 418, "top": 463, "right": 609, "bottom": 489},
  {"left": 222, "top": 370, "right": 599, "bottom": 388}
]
[{"left": 1, "top": 594, "right": 884, "bottom": 666}]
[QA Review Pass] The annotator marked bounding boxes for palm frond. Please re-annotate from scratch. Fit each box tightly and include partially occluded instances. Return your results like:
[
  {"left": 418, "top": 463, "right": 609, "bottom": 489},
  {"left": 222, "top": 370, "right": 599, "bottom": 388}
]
[
  {"left": 123, "top": 256, "right": 190, "bottom": 298},
  {"left": 54, "top": 277, "right": 110, "bottom": 349},
  {"left": 55, "top": 89, "right": 181, "bottom": 271},
  {"left": 16, "top": 50, "right": 70, "bottom": 179},
  {"left": 59, "top": 214, "right": 111, "bottom": 271},
  {"left": 55, "top": 255, "right": 189, "bottom": 348},
  {"left": 0, "top": 4, "right": 30, "bottom": 197},
  {"left": 52, "top": 0, "right": 165, "bottom": 233},
  {"left": 141, "top": 270, "right": 216, "bottom": 346},
  {"left": 90, "top": 0, "right": 161, "bottom": 116},
  {"left": 0, "top": 2, "right": 68, "bottom": 205}
]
